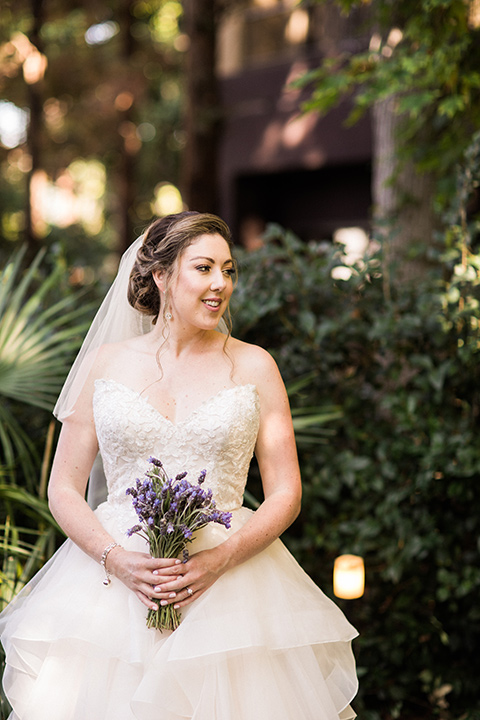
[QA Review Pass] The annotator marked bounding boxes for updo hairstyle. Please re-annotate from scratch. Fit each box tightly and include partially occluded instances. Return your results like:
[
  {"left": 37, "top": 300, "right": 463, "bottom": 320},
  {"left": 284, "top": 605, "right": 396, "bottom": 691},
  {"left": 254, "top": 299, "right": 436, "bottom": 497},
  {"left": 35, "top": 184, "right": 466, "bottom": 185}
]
[{"left": 127, "top": 211, "right": 233, "bottom": 325}]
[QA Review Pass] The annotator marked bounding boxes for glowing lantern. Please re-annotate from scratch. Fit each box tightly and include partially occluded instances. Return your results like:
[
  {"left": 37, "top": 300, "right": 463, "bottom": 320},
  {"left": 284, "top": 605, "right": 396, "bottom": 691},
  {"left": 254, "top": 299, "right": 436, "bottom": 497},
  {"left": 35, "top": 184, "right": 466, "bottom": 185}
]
[{"left": 333, "top": 554, "right": 365, "bottom": 599}]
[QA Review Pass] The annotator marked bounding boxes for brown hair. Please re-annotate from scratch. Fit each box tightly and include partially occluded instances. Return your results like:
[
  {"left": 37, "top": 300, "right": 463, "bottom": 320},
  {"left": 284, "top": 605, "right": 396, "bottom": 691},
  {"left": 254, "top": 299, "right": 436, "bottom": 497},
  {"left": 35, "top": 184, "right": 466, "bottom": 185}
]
[{"left": 127, "top": 211, "right": 233, "bottom": 325}]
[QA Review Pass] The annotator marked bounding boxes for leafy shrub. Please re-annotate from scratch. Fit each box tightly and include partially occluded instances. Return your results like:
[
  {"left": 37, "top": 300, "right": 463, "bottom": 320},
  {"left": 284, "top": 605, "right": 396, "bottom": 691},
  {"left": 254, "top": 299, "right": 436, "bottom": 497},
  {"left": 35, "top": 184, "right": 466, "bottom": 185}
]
[{"left": 231, "top": 135, "right": 480, "bottom": 719}]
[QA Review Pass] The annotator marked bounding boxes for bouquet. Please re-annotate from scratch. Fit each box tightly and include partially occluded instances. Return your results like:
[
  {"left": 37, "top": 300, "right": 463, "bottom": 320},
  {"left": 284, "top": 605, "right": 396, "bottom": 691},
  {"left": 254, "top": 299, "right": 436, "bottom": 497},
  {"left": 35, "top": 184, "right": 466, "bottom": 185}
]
[{"left": 126, "top": 456, "right": 232, "bottom": 631}]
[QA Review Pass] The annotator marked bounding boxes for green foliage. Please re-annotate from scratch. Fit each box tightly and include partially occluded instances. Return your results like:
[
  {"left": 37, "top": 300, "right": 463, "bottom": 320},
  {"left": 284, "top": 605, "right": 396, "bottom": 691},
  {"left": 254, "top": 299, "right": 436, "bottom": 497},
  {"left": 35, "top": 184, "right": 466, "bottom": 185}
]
[
  {"left": 0, "top": 0, "right": 185, "bottom": 254},
  {"left": 0, "top": 246, "right": 93, "bottom": 718},
  {"left": 0, "top": 247, "right": 92, "bottom": 486},
  {"left": 0, "top": 245, "right": 92, "bottom": 641},
  {"left": 231, "top": 133, "right": 480, "bottom": 719},
  {"left": 0, "top": 248, "right": 96, "bottom": 718},
  {"left": 0, "top": 247, "right": 90, "bottom": 410},
  {"left": 298, "top": 0, "right": 480, "bottom": 179},
  {"left": 1, "top": 515, "right": 59, "bottom": 611}
]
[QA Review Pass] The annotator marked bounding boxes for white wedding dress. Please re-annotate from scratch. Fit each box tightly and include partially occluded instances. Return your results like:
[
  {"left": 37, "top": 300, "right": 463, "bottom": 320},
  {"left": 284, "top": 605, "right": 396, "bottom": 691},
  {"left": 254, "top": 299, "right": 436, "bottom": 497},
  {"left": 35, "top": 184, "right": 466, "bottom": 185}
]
[{"left": 1, "top": 379, "right": 358, "bottom": 720}]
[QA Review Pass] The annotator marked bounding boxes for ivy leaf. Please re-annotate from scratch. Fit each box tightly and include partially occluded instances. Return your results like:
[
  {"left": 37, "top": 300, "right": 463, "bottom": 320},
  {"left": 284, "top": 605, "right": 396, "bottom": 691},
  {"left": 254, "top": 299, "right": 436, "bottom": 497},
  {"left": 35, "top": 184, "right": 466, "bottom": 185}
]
[{"left": 437, "top": 94, "right": 466, "bottom": 118}]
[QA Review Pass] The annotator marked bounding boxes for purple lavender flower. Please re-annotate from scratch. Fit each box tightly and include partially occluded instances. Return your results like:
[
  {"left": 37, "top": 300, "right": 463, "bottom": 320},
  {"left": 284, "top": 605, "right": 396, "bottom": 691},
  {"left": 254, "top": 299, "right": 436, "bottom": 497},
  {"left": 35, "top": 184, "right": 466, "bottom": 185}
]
[
  {"left": 126, "top": 524, "right": 142, "bottom": 537},
  {"left": 125, "top": 457, "right": 233, "bottom": 633},
  {"left": 181, "top": 524, "right": 193, "bottom": 540}
]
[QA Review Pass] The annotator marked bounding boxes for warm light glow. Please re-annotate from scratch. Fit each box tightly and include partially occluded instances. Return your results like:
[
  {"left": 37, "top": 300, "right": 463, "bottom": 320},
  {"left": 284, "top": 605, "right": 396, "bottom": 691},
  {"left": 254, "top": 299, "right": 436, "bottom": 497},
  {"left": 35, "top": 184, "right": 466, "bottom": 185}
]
[
  {"left": 333, "top": 555, "right": 365, "bottom": 599},
  {"left": 174, "top": 34, "right": 189, "bottom": 52},
  {"left": 254, "top": 0, "right": 278, "bottom": 8},
  {"left": 469, "top": 0, "right": 480, "bottom": 28},
  {"left": 282, "top": 112, "right": 317, "bottom": 148},
  {"left": 118, "top": 121, "right": 142, "bottom": 154},
  {"left": 10, "top": 32, "right": 34, "bottom": 61},
  {"left": 115, "top": 92, "right": 134, "bottom": 111},
  {"left": 369, "top": 33, "right": 381, "bottom": 52},
  {"left": 29, "top": 160, "right": 106, "bottom": 235},
  {"left": 23, "top": 49, "right": 48, "bottom": 84},
  {"left": 331, "top": 227, "right": 369, "bottom": 281},
  {"left": 285, "top": 9, "right": 309, "bottom": 45},
  {"left": 7, "top": 148, "right": 32, "bottom": 173},
  {"left": 7, "top": 32, "right": 48, "bottom": 84},
  {"left": 387, "top": 28, "right": 403, "bottom": 48},
  {"left": 334, "top": 227, "right": 369, "bottom": 262},
  {"left": 152, "top": 183, "right": 183, "bottom": 216},
  {"left": 331, "top": 266, "right": 353, "bottom": 281}
]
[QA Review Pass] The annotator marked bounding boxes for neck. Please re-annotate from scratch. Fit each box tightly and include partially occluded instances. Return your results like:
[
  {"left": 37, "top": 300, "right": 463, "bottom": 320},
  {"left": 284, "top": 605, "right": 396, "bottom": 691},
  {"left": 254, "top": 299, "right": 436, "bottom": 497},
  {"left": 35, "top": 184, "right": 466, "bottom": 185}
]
[{"left": 149, "top": 321, "right": 213, "bottom": 359}]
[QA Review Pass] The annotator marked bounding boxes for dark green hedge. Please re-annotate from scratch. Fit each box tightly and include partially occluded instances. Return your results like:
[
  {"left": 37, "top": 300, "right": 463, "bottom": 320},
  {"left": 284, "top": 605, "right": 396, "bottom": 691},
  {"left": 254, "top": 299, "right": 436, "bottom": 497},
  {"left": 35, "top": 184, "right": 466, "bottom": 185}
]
[{"left": 231, "top": 142, "right": 480, "bottom": 719}]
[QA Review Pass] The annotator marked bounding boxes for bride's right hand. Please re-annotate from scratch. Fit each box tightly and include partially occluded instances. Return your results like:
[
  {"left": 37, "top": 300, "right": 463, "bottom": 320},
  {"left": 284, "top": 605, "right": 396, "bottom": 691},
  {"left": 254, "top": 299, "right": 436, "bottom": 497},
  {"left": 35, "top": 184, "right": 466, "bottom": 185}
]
[{"left": 107, "top": 548, "right": 182, "bottom": 610}]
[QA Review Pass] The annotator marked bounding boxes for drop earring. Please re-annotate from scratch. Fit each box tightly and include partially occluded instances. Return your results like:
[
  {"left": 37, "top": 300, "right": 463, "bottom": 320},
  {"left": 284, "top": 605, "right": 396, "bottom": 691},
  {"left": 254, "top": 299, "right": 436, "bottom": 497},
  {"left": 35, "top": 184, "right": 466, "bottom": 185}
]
[{"left": 162, "top": 291, "right": 172, "bottom": 320}]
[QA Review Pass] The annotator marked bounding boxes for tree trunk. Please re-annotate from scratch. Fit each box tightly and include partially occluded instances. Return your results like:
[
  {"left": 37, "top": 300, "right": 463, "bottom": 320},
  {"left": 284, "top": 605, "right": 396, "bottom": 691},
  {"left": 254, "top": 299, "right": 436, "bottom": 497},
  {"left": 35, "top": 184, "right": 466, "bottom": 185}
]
[
  {"left": 181, "top": 0, "right": 221, "bottom": 213},
  {"left": 116, "top": 0, "right": 137, "bottom": 254},
  {"left": 372, "top": 96, "right": 436, "bottom": 291},
  {"left": 25, "top": 0, "right": 45, "bottom": 259}
]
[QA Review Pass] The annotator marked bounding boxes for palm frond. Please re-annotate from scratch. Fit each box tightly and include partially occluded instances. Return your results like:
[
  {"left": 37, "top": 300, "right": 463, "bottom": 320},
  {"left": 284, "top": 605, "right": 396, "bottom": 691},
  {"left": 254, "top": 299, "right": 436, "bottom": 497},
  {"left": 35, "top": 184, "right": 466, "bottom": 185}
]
[
  {"left": 286, "top": 375, "right": 343, "bottom": 445},
  {"left": 0, "top": 484, "right": 62, "bottom": 530},
  {"left": 0, "top": 517, "right": 59, "bottom": 609},
  {"left": 0, "top": 247, "right": 94, "bottom": 410},
  {"left": 0, "top": 403, "right": 39, "bottom": 486}
]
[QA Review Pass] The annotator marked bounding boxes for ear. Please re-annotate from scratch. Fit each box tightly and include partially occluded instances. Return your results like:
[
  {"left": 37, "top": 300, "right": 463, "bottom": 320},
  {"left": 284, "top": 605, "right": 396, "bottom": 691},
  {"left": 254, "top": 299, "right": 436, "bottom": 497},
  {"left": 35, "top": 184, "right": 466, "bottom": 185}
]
[{"left": 152, "top": 270, "right": 165, "bottom": 293}]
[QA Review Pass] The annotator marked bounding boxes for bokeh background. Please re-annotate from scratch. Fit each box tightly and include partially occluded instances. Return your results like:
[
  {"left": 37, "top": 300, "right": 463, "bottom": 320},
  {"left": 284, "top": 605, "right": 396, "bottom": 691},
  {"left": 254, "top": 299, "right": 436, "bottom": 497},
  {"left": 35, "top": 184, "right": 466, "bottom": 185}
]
[{"left": 1, "top": 1, "right": 480, "bottom": 718}]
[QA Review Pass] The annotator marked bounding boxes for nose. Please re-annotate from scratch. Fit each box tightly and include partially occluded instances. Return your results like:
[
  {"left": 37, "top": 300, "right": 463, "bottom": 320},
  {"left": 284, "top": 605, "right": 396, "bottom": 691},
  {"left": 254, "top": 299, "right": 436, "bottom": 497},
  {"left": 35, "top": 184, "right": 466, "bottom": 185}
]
[{"left": 210, "top": 269, "right": 226, "bottom": 292}]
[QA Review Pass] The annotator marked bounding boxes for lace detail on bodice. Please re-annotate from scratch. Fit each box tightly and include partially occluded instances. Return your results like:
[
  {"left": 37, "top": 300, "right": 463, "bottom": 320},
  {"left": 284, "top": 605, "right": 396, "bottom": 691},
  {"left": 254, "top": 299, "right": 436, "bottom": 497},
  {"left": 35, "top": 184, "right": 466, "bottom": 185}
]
[{"left": 93, "top": 379, "right": 260, "bottom": 532}]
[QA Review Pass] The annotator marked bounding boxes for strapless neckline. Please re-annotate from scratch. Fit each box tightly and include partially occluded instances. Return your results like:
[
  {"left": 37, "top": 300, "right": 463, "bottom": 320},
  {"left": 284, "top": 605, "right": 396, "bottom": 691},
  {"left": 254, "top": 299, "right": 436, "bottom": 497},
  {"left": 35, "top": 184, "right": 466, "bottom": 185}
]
[{"left": 94, "top": 378, "right": 257, "bottom": 428}]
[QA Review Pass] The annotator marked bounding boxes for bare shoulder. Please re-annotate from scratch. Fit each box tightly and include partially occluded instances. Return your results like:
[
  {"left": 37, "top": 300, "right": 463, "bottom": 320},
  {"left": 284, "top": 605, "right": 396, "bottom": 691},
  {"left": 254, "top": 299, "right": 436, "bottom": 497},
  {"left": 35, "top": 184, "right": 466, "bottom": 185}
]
[
  {"left": 91, "top": 336, "right": 144, "bottom": 380},
  {"left": 227, "top": 337, "right": 284, "bottom": 390}
]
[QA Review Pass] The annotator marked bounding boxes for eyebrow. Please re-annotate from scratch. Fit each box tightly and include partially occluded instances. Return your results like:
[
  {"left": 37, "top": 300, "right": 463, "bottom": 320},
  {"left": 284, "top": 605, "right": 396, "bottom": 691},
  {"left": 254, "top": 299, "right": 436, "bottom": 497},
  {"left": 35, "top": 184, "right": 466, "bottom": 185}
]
[{"left": 189, "top": 256, "right": 234, "bottom": 266}]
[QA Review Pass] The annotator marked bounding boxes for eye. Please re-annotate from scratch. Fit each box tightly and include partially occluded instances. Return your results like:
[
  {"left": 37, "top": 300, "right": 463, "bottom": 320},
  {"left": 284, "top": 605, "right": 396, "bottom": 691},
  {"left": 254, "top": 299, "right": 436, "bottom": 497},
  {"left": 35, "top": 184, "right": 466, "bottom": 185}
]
[
  {"left": 196, "top": 264, "right": 211, "bottom": 273},
  {"left": 223, "top": 266, "right": 236, "bottom": 277}
]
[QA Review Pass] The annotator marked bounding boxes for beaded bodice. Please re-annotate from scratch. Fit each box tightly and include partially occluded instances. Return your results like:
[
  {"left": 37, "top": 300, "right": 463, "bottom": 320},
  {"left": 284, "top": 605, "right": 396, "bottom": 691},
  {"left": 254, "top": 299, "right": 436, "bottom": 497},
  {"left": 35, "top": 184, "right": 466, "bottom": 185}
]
[{"left": 93, "top": 379, "right": 260, "bottom": 530}]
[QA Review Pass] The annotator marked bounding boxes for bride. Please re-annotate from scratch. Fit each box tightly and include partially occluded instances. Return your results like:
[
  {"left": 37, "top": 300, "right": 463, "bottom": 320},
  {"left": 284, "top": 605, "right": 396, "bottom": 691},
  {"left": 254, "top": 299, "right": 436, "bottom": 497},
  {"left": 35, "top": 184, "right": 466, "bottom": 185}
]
[{"left": 0, "top": 211, "right": 358, "bottom": 720}]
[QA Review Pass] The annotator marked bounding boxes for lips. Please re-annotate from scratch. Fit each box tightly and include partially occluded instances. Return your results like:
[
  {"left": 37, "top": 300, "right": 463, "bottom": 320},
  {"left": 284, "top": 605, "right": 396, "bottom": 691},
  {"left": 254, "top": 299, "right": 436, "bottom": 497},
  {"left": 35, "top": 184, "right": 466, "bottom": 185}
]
[{"left": 202, "top": 298, "right": 222, "bottom": 308}]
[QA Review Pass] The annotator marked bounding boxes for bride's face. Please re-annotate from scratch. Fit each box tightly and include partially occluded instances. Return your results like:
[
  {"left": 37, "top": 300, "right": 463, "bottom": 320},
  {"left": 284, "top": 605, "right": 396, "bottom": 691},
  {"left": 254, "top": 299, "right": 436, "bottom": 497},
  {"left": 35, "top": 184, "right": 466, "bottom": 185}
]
[{"left": 164, "top": 233, "right": 235, "bottom": 329}]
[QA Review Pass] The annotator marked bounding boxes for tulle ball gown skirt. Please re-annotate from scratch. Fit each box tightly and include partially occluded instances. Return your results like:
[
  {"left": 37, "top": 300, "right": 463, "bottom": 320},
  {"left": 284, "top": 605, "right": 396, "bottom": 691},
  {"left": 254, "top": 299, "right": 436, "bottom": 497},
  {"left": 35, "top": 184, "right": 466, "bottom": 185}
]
[{"left": 0, "top": 505, "right": 358, "bottom": 720}]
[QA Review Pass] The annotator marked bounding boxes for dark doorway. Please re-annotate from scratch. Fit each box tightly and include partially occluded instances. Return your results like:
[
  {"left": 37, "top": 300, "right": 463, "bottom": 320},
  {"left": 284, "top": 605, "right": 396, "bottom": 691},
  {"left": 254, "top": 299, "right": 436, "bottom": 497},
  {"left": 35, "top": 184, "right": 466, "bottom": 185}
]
[{"left": 235, "top": 162, "right": 372, "bottom": 245}]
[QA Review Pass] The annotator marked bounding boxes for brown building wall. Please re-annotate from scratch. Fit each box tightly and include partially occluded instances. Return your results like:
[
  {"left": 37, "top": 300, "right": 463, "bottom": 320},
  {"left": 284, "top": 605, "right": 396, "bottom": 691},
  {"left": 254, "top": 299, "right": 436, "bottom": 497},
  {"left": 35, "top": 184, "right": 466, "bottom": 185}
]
[
  {"left": 219, "top": 54, "right": 372, "bottom": 243},
  {"left": 216, "top": 2, "right": 373, "bottom": 244}
]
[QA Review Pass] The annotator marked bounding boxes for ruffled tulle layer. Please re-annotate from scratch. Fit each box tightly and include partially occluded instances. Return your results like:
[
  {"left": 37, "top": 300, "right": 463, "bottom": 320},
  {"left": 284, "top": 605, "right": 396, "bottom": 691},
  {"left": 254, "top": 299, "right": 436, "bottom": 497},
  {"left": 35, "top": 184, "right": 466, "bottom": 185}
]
[{"left": 0, "top": 505, "right": 358, "bottom": 720}]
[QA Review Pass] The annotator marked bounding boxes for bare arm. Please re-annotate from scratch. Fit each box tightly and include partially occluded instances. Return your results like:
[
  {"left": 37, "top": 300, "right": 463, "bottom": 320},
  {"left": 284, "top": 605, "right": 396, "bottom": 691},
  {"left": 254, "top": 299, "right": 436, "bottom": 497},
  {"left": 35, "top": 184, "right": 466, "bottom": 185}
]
[
  {"left": 216, "top": 349, "right": 302, "bottom": 565},
  {"left": 48, "top": 413, "right": 111, "bottom": 562},
  {"left": 47, "top": 384, "right": 181, "bottom": 611}
]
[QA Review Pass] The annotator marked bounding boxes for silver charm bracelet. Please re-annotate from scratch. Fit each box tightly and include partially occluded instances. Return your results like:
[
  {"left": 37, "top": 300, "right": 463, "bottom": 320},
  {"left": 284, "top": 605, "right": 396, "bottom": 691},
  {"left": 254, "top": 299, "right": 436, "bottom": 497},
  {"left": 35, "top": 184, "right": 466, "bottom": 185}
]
[{"left": 101, "top": 542, "right": 122, "bottom": 586}]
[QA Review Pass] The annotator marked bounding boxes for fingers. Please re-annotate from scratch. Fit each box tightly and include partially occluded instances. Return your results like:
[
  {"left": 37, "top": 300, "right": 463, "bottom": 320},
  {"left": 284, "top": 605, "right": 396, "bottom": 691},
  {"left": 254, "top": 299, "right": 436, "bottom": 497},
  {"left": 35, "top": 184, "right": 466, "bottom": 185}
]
[
  {"left": 140, "top": 573, "right": 206, "bottom": 611},
  {"left": 152, "top": 560, "right": 186, "bottom": 579},
  {"left": 137, "top": 582, "right": 179, "bottom": 611},
  {"left": 150, "top": 557, "right": 194, "bottom": 592},
  {"left": 172, "top": 586, "right": 206, "bottom": 610},
  {"left": 151, "top": 557, "right": 183, "bottom": 571},
  {"left": 136, "top": 589, "right": 161, "bottom": 611},
  {"left": 121, "top": 551, "right": 213, "bottom": 611}
]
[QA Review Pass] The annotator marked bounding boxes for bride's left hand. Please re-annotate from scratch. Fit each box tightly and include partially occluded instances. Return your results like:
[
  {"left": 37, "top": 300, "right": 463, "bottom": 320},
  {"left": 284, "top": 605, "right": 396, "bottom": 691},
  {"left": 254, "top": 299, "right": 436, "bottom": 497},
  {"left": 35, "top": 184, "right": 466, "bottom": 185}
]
[{"left": 152, "top": 547, "right": 226, "bottom": 609}]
